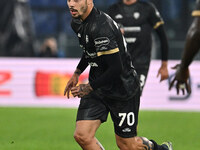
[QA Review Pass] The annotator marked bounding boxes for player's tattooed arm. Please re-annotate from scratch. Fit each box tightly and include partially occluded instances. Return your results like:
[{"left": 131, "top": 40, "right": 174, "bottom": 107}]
[
  {"left": 64, "top": 68, "right": 81, "bottom": 98},
  {"left": 71, "top": 83, "right": 93, "bottom": 98},
  {"left": 74, "top": 68, "right": 81, "bottom": 75}
]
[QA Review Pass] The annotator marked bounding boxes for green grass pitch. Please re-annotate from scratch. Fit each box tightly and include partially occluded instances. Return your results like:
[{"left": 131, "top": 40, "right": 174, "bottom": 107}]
[{"left": 0, "top": 107, "right": 200, "bottom": 150}]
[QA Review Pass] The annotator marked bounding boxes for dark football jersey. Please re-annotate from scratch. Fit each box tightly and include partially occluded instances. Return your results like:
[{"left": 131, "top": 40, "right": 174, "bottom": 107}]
[
  {"left": 108, "top": 1, "right": 164, "bottom": 70},
  {"left": 71, "top": 7, "right": 140, "bottom": 100},
  {"left": 192, "top": 0, "right": 200, "bottom": 16}
]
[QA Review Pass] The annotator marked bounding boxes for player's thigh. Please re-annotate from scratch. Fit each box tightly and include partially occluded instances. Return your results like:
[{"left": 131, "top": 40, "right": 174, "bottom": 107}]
[
  {"left": 76, "top": 92, "right": 109, "bottom": 122},
  {"left": 75, "top": 120, "right": 101, "bottom": 137},
  {"left": 109, "top": 90, "right": 140, "bottom": 138}
]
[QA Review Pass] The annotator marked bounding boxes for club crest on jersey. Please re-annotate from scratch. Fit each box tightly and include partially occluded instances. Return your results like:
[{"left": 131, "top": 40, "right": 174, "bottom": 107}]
[
  {"left": 133, "top": 12, "right": 140, "bottom": 19},
  {"left": 94, "top": 37, "right": 110, "bottom": 47},
  {"left": 115, "top": 14, "right": 123, "bottom": 19}
]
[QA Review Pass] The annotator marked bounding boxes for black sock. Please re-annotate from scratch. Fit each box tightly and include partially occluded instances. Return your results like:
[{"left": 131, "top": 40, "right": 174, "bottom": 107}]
[{"left": 150, "top": 140, "right": 167, "bottom": 150}]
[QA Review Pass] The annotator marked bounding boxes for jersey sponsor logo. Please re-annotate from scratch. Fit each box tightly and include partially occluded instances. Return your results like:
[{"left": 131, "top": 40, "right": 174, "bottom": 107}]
[
  {"left": 88, "top": 62, "right": 98, "bottom": 67},
  {"left": 123, "top": 26, "right": 141, "bottom": 32},
  {"left": 115, "top": 14, "right": 123, "bottom": 19},
  {"left": 133, "top": 12, "right": 140, "bottom": 19},
  {"left": 94, "top": 37, "right": 110, "bottom": 47},
  {"left": 99, "top": 46, "right": 108, "bottom": 51},
  {"left": 86, "top": 35, "right": 89, "bottom": 43},
  {"left": 125, "top": 37, "right": 136, "bottom": 43},
  {"left": 122, "top": 128, "right": 131, "bottom": 132}
]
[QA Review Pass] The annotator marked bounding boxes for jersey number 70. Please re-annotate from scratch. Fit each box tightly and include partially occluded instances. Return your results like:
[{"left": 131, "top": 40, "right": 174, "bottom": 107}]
[{"left": 118, "top": 112, "right": 135, "bottom": 127}]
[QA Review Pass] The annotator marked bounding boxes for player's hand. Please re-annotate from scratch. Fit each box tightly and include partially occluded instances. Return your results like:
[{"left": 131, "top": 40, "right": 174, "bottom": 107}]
[
  {"left": 120, "top": 28, "right": 125, "bottom": 35},
  {"left": 169, "top": 64, "right": 191, "bottom": 95},
  {"left": 64, "top": 74, "right": 79, "bottom": 98},
  {"left": 157, "top": 65, "right": 169, "bottom": 82},
  {"left": 71, "top": 83, "right": 93, "bottom": 98}
]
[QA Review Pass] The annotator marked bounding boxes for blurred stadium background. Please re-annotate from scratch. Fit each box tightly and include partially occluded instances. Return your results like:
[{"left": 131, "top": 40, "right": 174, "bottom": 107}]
[{"left": 0, "top": 0, "right": 200, "bottom": 150}]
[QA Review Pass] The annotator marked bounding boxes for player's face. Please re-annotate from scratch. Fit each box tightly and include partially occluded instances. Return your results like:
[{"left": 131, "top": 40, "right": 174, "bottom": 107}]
[
  {"left": 67, "top": 0, "right": 88, "bottom": 19},
  {"left": 123, "top": 0, "right": 137, "bottom": 5}
]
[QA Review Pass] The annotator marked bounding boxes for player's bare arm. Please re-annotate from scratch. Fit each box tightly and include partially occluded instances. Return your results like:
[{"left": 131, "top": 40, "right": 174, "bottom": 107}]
[
  {"left": 155, "top": 24, "right": 169, "bottom": 82},
  {"left": 64, "top": 68, "right": 81, "bottom": 98},
  {"left": 169, "top": 64, "right": 190, "bottom": 95},
  {"left": 169, "top": 15, "right": 200, "bottom": 95},
  {"left": 71, "top": 83, "right": 93, "bottom": 98},
  {"left": 157, "top": 60, "right": 169, "bottom": 82}
]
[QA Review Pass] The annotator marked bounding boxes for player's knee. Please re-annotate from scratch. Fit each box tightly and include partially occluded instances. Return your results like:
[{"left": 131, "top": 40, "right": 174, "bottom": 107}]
[{"left": 74, "top": 132, "right": 93, "bottom": 146}]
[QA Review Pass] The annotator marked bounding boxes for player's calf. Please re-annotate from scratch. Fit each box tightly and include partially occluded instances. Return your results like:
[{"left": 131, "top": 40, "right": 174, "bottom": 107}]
[
  {"left": 136, "top": 137, "right": 154, "bottom": 150},
  {"left": 116, "top": 136, "right": 153, "bottom": 150}
]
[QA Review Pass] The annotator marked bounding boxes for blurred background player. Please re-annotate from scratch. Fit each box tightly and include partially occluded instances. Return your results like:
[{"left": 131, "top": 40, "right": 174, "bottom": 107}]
[
  {"left": 0, "top": 0, "right": 35, "bottom": 57},
  {"left": 169, "top": 0, "right": 200, "bottom": 95},
  {"left": 108, "top": 0, "right": 169, "bottom": 94},
  {"left": 65, "top": 0, "right": 172, "bottom": 150},
  {"left": 39, "top": 37, "right": 58, "bottom": 57}
]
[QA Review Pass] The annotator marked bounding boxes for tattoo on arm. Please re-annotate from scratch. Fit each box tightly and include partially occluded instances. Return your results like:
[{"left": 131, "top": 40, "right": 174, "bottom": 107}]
[
  {"left": 74, "top": 69, "right": 81, "bottom": 75},
  {"left": 77, "top": 84, "right": 93, "bottom": 97},
  {"left": 79, "top": 84, "right": 92, "bottom": 93},
  {"left": 79, "top": 84, "right": 85, "bottom": 92}
]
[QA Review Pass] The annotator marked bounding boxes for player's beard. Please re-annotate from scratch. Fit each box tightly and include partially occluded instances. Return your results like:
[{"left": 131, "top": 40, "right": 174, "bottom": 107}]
[
  {"left": 123, "top": 0, "right": 137, "bottom": 3},
  {"left": 72, "top": 0, "right": 88, "bottom": 19}
]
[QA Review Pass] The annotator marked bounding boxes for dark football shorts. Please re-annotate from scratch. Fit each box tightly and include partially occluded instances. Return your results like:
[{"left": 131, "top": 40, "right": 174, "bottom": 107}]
[
  {"left": 134, "top": 67, "right": 149, "bottom": 95},
  {"left": 76, "top": 90, "right": 140, "bottom": 138}
]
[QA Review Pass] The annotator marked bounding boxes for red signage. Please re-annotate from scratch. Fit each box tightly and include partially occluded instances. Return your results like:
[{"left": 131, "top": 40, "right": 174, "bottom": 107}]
[{"left": 0, "top": 71, "right": 12, "bottom": 96}]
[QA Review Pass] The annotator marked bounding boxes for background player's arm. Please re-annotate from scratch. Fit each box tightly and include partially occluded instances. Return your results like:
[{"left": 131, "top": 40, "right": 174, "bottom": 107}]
[
  {"left": 155, "top": 25, "right": 169, "bottom": 81},
  {"left": 169, "top": 17, "right": 200, "bottom": 94},
  {"left": 180, "top": 17, "right": 200, "bottom": 69},
  {"left": 149, "top": 2, "right": 169, "bottom": 82}
]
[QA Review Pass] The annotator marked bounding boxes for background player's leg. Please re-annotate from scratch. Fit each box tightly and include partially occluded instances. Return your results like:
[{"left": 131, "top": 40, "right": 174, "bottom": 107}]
[{"left": 74, "top": 120, "right": 105, "bottom": 150}]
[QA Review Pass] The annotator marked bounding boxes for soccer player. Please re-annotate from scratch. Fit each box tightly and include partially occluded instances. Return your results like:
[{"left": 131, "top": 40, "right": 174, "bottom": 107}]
[
  {"left": 108, "top": 0, "right": 169, "bottom": 93},
  {"left": 65, "top": 0, "right": 172, "bottom": 150},
  {"left": 169, "top": 0, "right": 200, "bottom": 95}
]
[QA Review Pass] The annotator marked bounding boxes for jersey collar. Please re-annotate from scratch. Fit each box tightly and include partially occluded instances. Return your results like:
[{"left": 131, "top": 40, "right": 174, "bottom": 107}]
[{"left": 82, "top": 7, "right": 97, "bottom": 23}]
